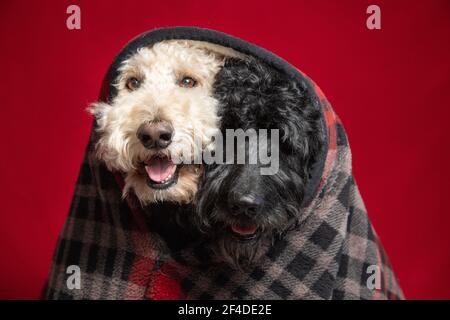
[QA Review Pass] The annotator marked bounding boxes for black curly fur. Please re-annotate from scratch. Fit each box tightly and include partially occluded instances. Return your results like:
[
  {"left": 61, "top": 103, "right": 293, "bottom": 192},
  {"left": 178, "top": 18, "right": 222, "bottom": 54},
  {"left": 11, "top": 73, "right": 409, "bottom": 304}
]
[{"left": 196, "top": 57, "right": 323, "bottom": 269}]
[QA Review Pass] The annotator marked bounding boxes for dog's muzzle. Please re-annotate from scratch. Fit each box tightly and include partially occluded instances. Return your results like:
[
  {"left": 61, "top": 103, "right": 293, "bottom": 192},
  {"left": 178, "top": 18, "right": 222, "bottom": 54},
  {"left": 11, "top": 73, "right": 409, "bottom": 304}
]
[
  {"left": 137, "top": 120, "right": 173, "bottom": 150},
  {"left": 137, "top": 120, "right": 180, "bottom": 189},
  {"left": 228, "top": 195, "right": 263, "bottom": 240},
  {"left": 143, "top": 156, "right": 180, "bottom": 189}
]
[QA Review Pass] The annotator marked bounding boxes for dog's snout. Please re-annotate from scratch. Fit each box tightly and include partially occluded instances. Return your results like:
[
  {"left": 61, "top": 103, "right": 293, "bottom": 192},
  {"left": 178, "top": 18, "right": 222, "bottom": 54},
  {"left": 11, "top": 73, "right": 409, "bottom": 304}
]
[
  {"left": 137, "top": 121, "right": 173, "bottom": 149},
  {"left": 230, "top": 195, "right": 262, "bottom": 217}
]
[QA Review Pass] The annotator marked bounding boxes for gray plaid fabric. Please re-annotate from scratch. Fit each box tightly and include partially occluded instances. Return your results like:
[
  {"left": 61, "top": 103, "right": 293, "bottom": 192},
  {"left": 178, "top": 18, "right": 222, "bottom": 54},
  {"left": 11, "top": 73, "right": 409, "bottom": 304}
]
[{"left": 44, "top": 27, "right": 403, "bottom": 300}]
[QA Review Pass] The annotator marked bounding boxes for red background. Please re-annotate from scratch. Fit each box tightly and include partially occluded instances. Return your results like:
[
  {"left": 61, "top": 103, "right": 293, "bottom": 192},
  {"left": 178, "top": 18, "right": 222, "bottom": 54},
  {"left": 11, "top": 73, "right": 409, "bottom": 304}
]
[{"left": 1, "top": 0, "right": 449, "bottom": 299}]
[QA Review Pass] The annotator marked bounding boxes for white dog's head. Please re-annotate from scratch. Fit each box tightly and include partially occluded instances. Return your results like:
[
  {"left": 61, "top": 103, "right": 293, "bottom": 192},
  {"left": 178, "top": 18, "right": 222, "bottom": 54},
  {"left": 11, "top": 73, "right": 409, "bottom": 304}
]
[{"left": 89, "top": 40, "right": 238, "bottom": 204}]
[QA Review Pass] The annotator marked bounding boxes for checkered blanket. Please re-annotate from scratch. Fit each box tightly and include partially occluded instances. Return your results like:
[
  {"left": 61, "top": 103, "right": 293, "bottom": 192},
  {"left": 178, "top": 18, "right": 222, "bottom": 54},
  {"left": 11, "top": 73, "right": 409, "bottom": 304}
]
[{"left": 44, "top": 27, "right": 403, "bottom": 300}]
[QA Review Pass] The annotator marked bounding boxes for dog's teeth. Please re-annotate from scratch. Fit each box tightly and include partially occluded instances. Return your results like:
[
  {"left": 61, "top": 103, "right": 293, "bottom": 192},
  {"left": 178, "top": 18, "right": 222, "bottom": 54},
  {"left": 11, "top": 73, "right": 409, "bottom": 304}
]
[{"left": 160, "top": 173, "right": 173, "bottom": 183}]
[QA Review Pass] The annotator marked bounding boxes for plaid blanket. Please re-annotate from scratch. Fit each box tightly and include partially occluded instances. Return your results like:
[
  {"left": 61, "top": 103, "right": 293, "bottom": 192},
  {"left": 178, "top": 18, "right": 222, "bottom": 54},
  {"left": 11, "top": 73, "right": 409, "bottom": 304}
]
[{"left": 44, "top": 27, "right": 403, "bottom": 300}]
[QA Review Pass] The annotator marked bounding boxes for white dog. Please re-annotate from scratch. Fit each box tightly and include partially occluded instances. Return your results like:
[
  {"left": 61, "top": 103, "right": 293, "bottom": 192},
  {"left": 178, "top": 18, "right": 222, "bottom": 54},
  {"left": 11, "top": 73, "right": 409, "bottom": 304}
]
[{"left": 89, "top": 40, "right": 239, "bottom": 204}]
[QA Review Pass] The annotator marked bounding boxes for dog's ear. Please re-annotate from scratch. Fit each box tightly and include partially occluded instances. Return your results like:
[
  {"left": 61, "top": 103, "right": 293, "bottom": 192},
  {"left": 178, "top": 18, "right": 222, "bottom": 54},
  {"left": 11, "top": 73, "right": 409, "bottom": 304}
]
[
  {"left": 87, "top": 101, "right": 110, "bottom": 120},
  {"left": 280, "top": 120, "right": 310, "bottom": 158},
  {"left": 279, "top": 101, "right": 322, "bottom": 165}
]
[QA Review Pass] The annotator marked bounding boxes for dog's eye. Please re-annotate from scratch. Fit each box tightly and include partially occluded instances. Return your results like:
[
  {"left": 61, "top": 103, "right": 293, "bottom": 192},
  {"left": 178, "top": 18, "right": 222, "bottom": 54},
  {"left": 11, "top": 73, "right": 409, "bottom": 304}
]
[
  {"left": 126, "top": 77, "right": 141, "bottom": 91},
  {"left": 178, "top": 76, "right": 197, "bottom": 88}
]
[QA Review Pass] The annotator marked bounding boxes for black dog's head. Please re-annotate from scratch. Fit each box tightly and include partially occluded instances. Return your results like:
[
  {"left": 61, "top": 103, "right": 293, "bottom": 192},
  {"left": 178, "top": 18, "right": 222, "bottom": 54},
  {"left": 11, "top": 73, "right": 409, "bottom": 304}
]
[{"left": 196, "top": 57, "right": 323, "bottom": 269}]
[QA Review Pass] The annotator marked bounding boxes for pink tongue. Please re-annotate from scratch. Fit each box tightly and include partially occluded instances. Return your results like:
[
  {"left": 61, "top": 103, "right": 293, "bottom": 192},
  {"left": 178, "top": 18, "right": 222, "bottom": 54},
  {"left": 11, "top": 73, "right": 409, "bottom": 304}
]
[
  {"left": 231, "top": 224, "right": 258, "bottom": 235},
  {"left": 145, "top": 157, "right": 174, "bottom": 183}
]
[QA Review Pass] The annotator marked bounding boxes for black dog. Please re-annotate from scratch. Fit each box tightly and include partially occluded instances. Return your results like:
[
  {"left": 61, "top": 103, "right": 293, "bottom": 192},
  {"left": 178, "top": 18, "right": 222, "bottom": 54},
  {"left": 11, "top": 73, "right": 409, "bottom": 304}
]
[{"left": 196, "top": 57, "right": 323, "bottom": 269}]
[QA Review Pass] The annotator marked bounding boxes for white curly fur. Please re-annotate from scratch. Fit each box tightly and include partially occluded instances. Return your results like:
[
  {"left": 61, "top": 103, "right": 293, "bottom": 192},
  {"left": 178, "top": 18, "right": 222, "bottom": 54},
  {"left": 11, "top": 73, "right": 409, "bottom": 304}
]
[{"left": 88, "top": 40, "right": 240, "bottom": 204}]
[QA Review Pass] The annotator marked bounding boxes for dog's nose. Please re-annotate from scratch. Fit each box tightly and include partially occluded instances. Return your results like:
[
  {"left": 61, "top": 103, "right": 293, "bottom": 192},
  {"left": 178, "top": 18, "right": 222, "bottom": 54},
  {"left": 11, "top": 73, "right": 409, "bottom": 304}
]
[
  {"left": 230, "top": 195, "right": 261, "bottom": 217},
  {"left": 137, "top": 121, "right": 173, "bottom": 149}
]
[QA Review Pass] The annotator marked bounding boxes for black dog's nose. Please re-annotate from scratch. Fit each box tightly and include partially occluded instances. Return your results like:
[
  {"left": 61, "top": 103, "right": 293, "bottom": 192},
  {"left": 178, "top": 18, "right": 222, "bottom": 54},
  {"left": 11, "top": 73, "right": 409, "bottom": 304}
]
[
  {"left": 137, "top": 121, "right": 173, "bottom": 149},
  {"left": 230, "top": 195, "right": 261, "bottom": 217}
]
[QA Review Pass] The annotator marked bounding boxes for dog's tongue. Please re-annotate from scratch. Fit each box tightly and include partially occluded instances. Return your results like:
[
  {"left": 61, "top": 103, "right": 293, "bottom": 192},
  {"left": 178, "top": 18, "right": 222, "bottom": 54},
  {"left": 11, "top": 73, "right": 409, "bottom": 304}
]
[
  {"left": 145, "top": 157, "right": 174, "bottom": 183},
  {"left": 231, "top": 224, "right": 258, "bottom": 235}
]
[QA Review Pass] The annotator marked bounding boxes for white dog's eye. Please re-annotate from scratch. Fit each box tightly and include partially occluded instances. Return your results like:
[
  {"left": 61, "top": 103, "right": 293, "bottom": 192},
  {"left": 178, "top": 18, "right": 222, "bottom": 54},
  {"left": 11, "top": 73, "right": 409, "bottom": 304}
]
[
  {"left": 178, "top": 76, "right": 198, "bottom": 88},
  {"left": 126, "top": 77, "right": 141, "bottom": 91}
]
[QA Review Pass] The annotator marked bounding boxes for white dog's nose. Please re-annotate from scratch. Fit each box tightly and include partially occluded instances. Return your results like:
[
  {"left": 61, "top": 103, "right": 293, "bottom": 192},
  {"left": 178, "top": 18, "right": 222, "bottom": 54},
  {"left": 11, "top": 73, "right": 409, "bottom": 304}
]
[{"left": 137, "top": 120, "right": 173, "bottom": 149}]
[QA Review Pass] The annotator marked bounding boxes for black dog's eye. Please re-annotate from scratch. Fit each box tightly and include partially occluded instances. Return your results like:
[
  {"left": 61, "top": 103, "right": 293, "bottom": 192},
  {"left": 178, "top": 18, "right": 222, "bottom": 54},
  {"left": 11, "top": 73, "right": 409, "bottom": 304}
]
[
  {"left": 126, "top": 77, "right": 141, "bottom": 91},
  {"left": 178, "top": 76, "right": 198, "bottom": 88}
]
